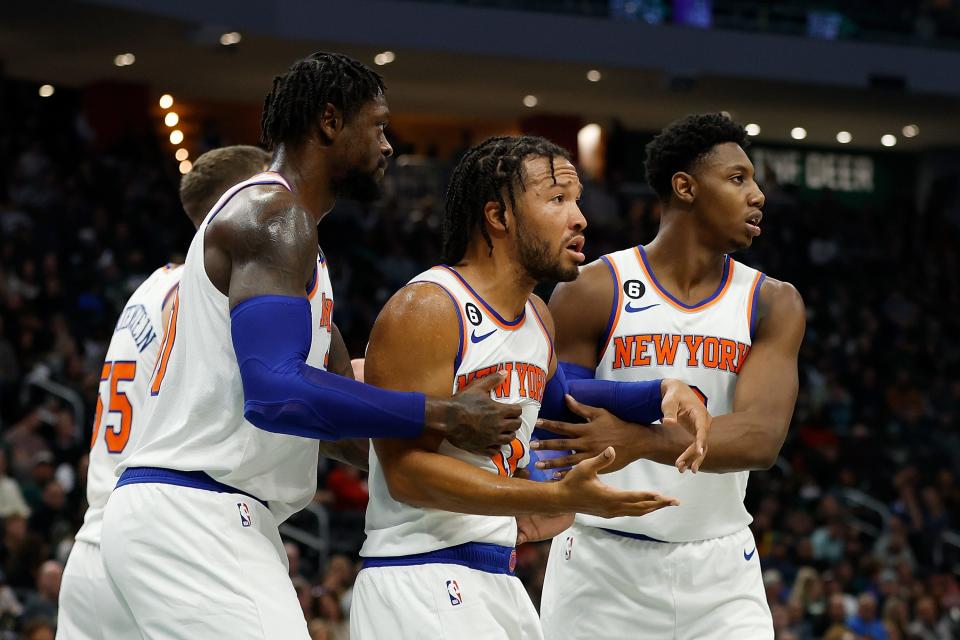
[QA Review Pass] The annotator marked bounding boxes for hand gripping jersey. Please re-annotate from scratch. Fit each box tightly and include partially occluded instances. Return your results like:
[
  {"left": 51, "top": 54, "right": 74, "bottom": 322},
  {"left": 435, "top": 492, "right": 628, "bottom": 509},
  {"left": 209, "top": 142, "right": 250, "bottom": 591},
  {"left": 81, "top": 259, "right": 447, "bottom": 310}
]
[
  {"left": 74, "top": 263, "right": 182, "bottom": 546},
  {"left": 361, "top": 265, "right": 553, "bottom": 557},
  {"left": 119, "top": 172, "right": 334, "bottom": 524},
  {"left": 576, "top": 245, "right": 766, "bottom": 542}
]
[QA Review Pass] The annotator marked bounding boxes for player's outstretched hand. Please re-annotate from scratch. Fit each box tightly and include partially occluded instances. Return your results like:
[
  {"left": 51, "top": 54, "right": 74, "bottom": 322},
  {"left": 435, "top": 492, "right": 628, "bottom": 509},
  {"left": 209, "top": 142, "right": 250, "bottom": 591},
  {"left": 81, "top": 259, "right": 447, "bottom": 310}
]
[
  {"left": 556, "top": 447, "right": 678, "bottom": 518},
  {"left": 429, "top": 372, "right": 522, "bottom": 455},
  {"left": 531, "top": 395, "right": 641, "bottom": 474},
  {"left": 660, "top": 379, "right": 712, "bottom": 473}
]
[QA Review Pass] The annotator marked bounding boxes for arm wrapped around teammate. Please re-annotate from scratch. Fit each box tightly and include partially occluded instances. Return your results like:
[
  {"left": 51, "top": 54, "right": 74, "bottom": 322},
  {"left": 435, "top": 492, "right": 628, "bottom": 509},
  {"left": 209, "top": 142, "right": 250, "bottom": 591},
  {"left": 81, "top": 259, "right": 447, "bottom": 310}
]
[{"left": 231, "top": 295, "right": 425, "bottom": 440}]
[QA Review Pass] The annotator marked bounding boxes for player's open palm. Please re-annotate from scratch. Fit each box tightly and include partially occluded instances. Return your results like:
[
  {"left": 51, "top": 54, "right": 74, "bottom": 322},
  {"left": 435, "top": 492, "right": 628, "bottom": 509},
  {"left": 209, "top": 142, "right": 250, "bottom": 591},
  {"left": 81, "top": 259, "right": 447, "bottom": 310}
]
[
  {"left": 660, "top": 378, "right": 712, "bottom": 473},
  {"left": 557, "top": 447, "right": 678, "bottom": 518},
  {"left": 441, "top": 372, "right": 522, "bottom": 455}
]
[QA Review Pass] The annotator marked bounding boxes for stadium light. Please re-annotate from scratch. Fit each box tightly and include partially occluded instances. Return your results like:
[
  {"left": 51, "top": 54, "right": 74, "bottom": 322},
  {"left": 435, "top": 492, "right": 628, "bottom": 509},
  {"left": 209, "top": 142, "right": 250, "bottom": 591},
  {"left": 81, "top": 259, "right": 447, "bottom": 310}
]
[
  {"left": 836, "top": 131, "right": 852, "bottom": 144},
  {"left": 374, "top": 51, "right": 396, "bottom": 66},
  {"left": 902, "top": 124, "right": 919, "bottom": 138},
  {"left": 790, "top": 127, "right": 807, "bottom": 140},
  {"left": 38, "top": 84, "right": 55, "bottom": 98},
  {"left": 745, "top": 123, "right": 761, "bottom": 136},
  {"left": 159, "top": 94, "right": 174, "bottom": 109},
  {"left": 586, "top": 70, "right": 602, "bottom": 82},
  {"left": 175, "top": 148, "right": 189, "bottom": 162},
  {"left": 114, "top": 53, "right": 136, "bottom": 67},
  {"left": 179, "top": 160, "right": 193, "bottom": 174},
  {"left": 164, "top": 112, "right": 179, "bottom": 127},
  {"left": 881, "top": 134, "right": 897, "bottom": 147},
  {"left": 170, "top": 130, "right": 184, "bottom": 145},
  {"left": 220, "top": 32, "right": 242, "bottom": 46},
  {"left": 523, "top": 95, "right": 538, "bottom": 108}
]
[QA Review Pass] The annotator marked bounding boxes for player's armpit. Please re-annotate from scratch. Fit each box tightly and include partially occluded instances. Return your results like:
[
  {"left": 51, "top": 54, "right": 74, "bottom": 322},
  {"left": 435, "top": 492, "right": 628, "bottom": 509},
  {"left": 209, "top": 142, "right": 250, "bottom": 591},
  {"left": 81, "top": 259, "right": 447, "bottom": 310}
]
[
  {"left": 548, "top": 259, "right": 615, "bottom": 370},
  {"left": 327, "top": 323, "right": 354, "bottom": 379}
]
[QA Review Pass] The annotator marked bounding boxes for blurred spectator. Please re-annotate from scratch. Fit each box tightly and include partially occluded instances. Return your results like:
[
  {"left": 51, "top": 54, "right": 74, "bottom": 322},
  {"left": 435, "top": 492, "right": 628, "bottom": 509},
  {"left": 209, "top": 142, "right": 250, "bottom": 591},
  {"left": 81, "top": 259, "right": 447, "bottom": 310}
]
[
  {"left": 847, "top": 593, "right": 889, "bottom": 640},
  {"left": 19, "top": 560, "right": 60, "bottom": 627}
]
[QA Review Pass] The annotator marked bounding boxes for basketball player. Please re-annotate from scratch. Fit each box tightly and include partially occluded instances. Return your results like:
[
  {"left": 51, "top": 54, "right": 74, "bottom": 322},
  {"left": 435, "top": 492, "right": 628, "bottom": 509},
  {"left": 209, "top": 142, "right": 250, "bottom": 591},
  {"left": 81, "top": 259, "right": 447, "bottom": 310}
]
[
  {"left": 536, "top": 114, "right": 805, "bottom": 640},
  {"left": 351, "top": 136, "right": 688, "bottom": 640},
  {"left": 100, "top": 52, "right": 520, "bottom": 640},
  {"left": 57, "top": 145, "right": 271, "bottom": 640}
]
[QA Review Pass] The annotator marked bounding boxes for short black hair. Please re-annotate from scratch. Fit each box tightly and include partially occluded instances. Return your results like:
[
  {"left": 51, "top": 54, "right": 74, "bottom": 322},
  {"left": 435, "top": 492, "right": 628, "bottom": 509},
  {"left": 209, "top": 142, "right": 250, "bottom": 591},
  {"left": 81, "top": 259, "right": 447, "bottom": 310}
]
[
  {"left": 179, "top": 145, "right": 271, "bottom": 226},
  {"left": 260, "top": 51, "right": 385, "bottom": 149},
  {"left": 441, "top": 135, "right": 570, "bottom": 264},
  {"left": 644, "top": 113, "right": 748, "bottom": 200}
]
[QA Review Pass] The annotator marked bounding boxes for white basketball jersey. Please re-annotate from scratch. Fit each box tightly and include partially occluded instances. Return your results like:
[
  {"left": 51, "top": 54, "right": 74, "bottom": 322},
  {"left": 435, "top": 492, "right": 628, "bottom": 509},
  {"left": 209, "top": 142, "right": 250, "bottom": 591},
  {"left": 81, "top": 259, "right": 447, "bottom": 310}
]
[
  {"left": 120, "top": 172, "right": 334, "bottom": 524},
  {"left": 362, "top": 266, "right": 552, "bottom": 557},
  {"left": 576, "top": 245, "right": 765, "bottom": 542},
  {"left": 75, "top": 264, "right": 183, "bottom": 546}
]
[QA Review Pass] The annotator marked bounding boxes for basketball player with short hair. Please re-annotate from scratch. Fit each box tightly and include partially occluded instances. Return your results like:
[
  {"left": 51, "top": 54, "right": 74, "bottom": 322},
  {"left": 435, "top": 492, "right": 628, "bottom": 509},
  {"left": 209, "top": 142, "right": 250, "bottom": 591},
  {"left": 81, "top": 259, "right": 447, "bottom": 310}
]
[
  {"left": 100, "top": 52, "right": 520, "bottom": 640},
  {"left": 536, "top": 114, "right": 805, "bottom": 640},
  {"left": 57, "top": 145, "right": 271, "bottom": 640},
  {"left": 351, "top": 136, "right": 696, "bottom": 640}
]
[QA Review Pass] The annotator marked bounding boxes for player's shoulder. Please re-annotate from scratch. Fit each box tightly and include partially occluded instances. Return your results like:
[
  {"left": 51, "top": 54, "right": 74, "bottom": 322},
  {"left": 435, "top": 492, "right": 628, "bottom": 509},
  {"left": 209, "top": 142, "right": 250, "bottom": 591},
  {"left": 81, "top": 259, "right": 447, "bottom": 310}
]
[
  {"left": 755, "top": 276, "right": 805, "bottom": 340},
  {"left": 370, "top": 280, "right": 461, "bottom": 359},
  {"left": 528, "top": 293, "right": 555, "bottom": 337},
  {"left": 206, "top": 184, "right": 315, "bottom": 256},
  {"left": 549, "top": 256, "right": 616, "bottom": 318},
  {"left": 758, "top": 276, "right": 804, "bottom": 313}
]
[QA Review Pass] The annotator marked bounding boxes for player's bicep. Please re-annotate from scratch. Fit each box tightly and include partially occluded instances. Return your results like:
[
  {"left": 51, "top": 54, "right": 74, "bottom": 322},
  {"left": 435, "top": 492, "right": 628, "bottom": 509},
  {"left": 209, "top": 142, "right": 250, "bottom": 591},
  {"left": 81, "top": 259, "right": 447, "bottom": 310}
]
[
  {"left": 732, "top": 281, "right": 805, "bottom": 424},
  {"left": 548, "top": 259, "right": 614, "bottom": 369},
  {"left": 212, "top": 202, "right": 318, "bottom": 309},
  {"left": 366, "top": 283, "right": 460, "bottom": 456}
]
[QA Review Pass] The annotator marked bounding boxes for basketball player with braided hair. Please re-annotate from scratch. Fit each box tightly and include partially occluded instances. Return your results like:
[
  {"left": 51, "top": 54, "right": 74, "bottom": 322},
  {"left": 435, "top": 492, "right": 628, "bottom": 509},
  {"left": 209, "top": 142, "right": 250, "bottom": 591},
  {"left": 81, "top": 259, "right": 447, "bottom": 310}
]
[
  {"left": 100, "top": 52, "right": 522, "bottom": 639},
  {"left": 351, "top": 135, "right": 696, "bottom": 639}
]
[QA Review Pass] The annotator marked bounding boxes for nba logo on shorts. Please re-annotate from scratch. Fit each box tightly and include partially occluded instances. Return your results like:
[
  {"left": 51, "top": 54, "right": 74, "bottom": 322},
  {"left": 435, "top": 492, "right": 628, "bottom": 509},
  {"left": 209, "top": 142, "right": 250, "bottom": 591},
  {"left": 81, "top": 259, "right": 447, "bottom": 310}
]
[
  {"left": 564, "top": 535, "right": 574, "bottom": 560},
  {"left": 446, "top": 580, "right": 463, "bottom": 606},
  {"left": 237, "top": 502, "right": 252, "bottom": 527}
]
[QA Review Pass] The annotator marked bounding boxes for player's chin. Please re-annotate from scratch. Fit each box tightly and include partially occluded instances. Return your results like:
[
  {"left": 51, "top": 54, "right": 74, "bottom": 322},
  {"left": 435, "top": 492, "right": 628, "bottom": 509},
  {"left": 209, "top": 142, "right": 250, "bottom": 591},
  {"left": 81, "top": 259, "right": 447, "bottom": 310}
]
[{"left": 554, "top": 261, "right": 581, "bottom": 283}]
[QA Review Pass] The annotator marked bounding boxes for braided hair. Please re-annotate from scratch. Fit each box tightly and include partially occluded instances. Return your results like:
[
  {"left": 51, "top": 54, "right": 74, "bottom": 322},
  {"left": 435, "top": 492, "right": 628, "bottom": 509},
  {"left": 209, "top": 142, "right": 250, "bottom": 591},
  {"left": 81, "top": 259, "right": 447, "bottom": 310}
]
[
  {"left": 442, "top": 135, "right": 570, "bottom": 264},
  {"left": 644, "top": 113, "right": 748, "bottom": 201},
  {"left": 260, "top": 52, "right": 385, "bottom": 149}
]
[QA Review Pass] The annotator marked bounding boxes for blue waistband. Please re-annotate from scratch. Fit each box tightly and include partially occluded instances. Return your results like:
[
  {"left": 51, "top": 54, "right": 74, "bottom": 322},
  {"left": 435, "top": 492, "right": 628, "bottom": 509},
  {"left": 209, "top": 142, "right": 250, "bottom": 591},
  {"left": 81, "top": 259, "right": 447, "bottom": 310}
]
[
  {"left": 117, "top": 467, "right": 268, "bottom": 508},
  {"left": 362, "top": 542, "right": 517, "bottom": 575},
  {"left": 600, "top": 528, "right": 667, "bottom": 543}
]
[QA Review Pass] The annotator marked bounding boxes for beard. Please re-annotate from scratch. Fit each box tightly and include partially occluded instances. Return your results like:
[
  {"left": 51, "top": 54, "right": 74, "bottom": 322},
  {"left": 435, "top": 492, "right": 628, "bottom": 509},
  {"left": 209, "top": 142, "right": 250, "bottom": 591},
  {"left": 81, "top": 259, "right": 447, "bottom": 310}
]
[
  {"left": 332, "top": 164, "right": 383, "bottom": 203},
  {"left": 516, "top": 219, "right": 579, "bottom": 283}
]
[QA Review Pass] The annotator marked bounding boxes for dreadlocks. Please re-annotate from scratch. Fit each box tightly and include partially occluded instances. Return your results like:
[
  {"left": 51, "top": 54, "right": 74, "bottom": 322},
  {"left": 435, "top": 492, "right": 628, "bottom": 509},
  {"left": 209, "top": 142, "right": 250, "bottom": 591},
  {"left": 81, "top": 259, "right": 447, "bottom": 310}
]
[
  {"left": 260, "top": 52, "right": 385, "bottom": 149},
  {"left": 442, "top": 135, "right": 570, "bottom": 265}
]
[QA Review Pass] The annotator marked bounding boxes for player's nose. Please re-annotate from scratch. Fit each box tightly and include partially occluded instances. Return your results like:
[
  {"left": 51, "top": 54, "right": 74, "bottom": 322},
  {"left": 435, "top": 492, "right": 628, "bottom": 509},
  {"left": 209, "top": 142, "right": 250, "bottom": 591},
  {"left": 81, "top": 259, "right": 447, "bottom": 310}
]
[{"left": 571, "top": 202, "right": 588, "bottom": 231}]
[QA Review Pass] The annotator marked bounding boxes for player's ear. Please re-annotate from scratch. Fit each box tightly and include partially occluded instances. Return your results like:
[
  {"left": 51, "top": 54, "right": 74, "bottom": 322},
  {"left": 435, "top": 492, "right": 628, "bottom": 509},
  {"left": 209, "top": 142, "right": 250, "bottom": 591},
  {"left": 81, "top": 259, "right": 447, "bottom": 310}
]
[
  {"left": 672, "top": 171, "right": 696, "bottom": 204},
  {"left": 317, "top": 103, "right": 342, "bottom": 144},
  {"left": 483, "top": 200, "right": 509, "bottom": 235}
]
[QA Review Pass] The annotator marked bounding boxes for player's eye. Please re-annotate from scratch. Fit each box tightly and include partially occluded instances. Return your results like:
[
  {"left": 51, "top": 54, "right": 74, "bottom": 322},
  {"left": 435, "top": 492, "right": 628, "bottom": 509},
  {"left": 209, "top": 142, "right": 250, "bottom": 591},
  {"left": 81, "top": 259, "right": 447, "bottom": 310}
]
[
  {"left": 731, "top": 175, "right": 744, "bottom": 184},
  {"left": 552, "top": 194, "right": 564, "bottom": 203}
]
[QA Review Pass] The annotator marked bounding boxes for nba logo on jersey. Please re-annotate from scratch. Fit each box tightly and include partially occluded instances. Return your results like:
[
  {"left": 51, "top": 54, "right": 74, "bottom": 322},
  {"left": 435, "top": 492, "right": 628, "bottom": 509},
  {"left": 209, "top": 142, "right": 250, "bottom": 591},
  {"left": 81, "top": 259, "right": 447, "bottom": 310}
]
[
  {"left": 564, "top": 536, "right": 574, "bottom": 560},
  {"left": 237, "top": 502, "right": 252, "bottom": 527},
  {"left": 446, "top": 580, "right": 463, "bottom": 606}
]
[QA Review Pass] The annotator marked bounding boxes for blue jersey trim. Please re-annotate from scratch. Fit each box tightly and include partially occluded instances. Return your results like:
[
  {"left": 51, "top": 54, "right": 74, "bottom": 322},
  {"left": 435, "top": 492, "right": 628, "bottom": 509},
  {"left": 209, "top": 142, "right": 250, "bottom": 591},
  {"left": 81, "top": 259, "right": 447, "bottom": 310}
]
[
  {"left": 749, "top": 273, "right": 767, "bottom": 340},
  {"left": 361, "top": 541, "right": 516, "bottom": 575},
  {"left": 600, "top": 528, "right": 667, "bottom": 543},
  {"left": 205, "top": 180, "right": 290, "bottom": 224},
  {"left": 637, "top": 245, "right": 731, "bottom": 310},
  {"left": 440, "top": 265, "right": 525, "bottom": 328},
  {"left": 598, "top": 255, "right": 621, "bottom": 358},
  {"left": 117, "top": 467, "right": 268, "bottom": 508}
]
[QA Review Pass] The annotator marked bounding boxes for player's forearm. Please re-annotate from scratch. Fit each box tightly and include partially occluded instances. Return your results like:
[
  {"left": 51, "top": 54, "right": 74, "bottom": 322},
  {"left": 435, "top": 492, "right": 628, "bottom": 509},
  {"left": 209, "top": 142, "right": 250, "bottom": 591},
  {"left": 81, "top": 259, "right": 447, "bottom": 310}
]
[
  {"left": 383, "top": 450, "right": 565, "bottom": 516},
  {"left": 317, "top": 438, "right": 370, "bottom": 471},
  {"left": 638, "top": 411, "right": 786, "bottom": 472}
]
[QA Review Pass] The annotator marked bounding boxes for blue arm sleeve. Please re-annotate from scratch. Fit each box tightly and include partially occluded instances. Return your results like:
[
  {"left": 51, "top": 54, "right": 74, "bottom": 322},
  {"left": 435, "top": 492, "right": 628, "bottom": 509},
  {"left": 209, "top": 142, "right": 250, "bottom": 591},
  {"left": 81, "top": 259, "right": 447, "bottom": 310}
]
[
  {"left": 231, "top": 295, "right": 425, "bottom": 440},
  {"left": 567, "top": 378, "right": 664, "bottom": 425},
  {"left": 529, "top": 362, "right": 596, "bottom": 482}
]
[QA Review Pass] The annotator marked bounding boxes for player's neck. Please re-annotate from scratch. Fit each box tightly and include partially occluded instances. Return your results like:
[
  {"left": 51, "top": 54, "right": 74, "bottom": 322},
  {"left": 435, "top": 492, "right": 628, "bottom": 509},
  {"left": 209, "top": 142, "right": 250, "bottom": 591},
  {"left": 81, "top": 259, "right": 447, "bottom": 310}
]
[
  {"left": 645, "top": 215, "right": 726, "bottom": 297},
  {"left": 452, "top": 244, "right": 533, "bottom": 320},
  {"left": 269, "top": 145, "right": 336, "bottom": 223}
]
